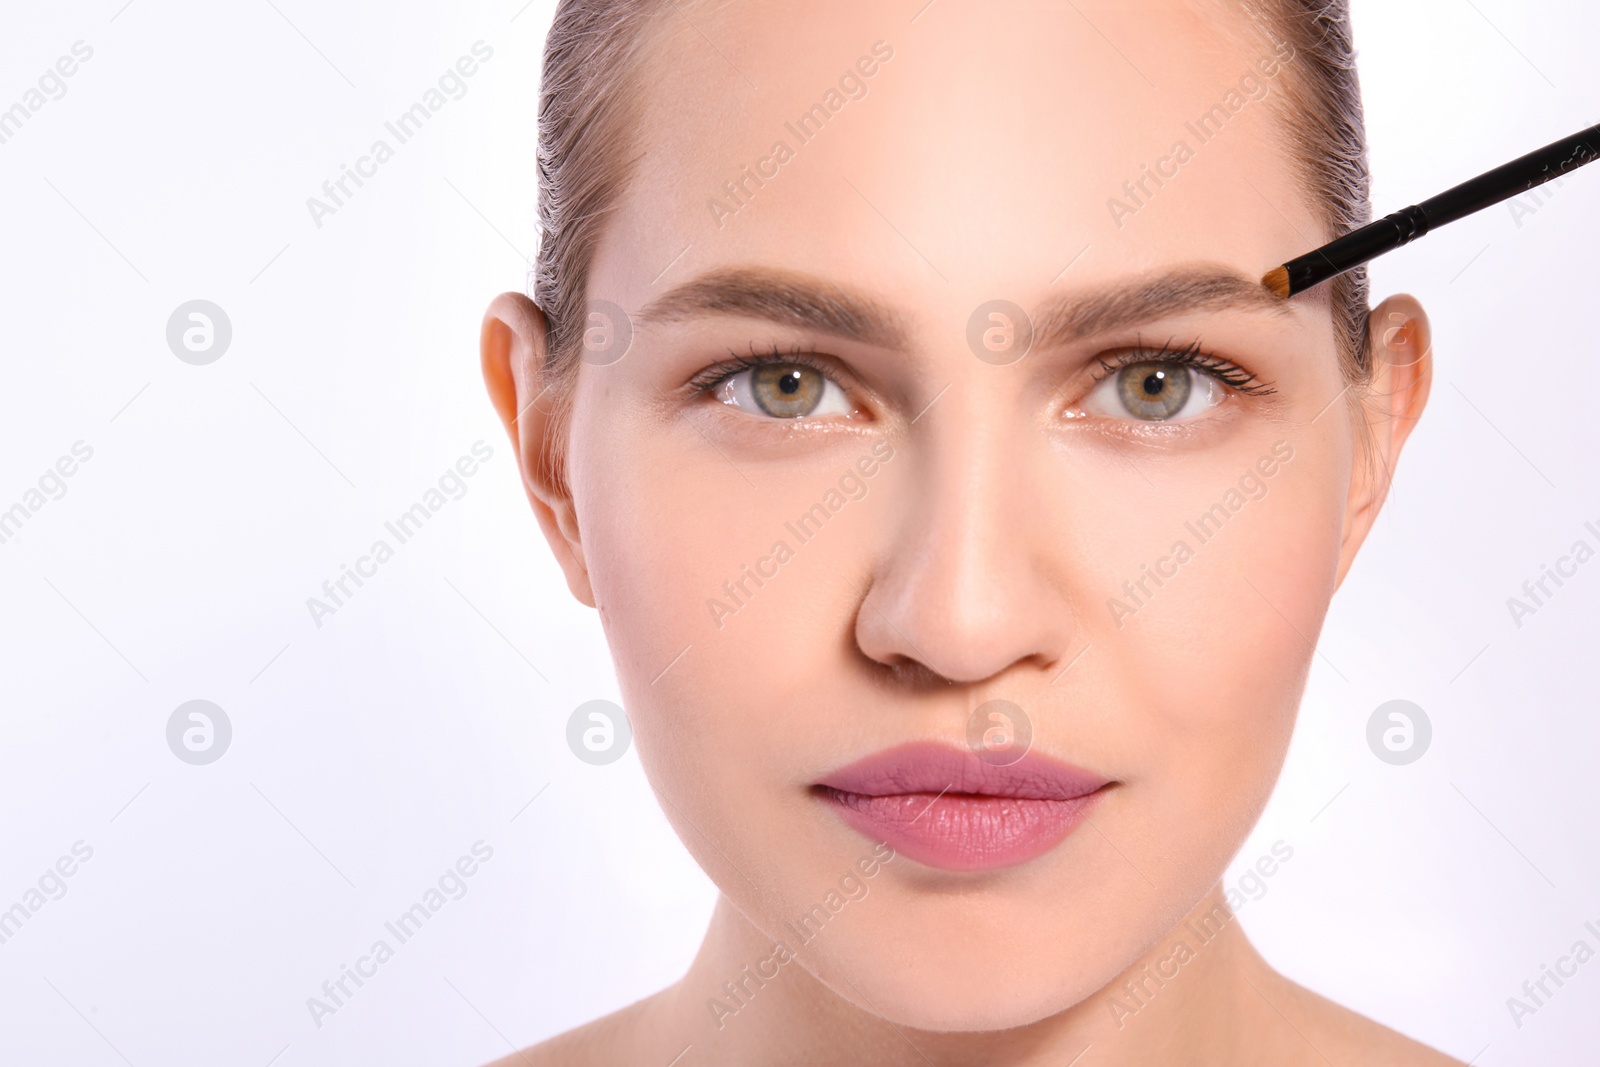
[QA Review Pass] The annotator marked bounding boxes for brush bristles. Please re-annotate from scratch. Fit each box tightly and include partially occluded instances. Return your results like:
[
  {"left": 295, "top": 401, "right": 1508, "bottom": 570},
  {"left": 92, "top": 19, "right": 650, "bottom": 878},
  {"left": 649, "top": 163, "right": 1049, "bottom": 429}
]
[{"left": 1262, "top": 266, "right": 1290, "bottom": 299}]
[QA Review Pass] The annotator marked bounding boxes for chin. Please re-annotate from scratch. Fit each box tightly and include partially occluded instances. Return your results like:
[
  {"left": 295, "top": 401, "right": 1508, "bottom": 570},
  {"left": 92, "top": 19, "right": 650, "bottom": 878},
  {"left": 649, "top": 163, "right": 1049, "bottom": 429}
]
[
  {"left": 774, "top": 881, "right": 1145, "bottom": 1034},
  {"left": 810, "top": 947, "right": 1099, "bottom": 1033}
]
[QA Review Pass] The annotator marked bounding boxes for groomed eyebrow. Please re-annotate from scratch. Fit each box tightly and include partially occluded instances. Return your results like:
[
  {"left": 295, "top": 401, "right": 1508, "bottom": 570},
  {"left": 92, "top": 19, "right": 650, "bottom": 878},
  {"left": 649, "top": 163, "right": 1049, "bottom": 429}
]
[
  {"left": 635, "top": 264, "right": 1291, "bottom": 351},
  {"left": 636, "top": 266, "right": 912, "bottom": 350},
  {"left": 1029, "top": 265, "right": 1292, "bottom": 350}
]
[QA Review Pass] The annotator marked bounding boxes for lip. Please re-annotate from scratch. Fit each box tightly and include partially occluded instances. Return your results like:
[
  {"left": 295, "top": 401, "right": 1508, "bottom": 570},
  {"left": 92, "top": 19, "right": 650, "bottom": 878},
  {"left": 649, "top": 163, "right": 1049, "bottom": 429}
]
[{"left": 814, "top": 741, "right": 1112, "bottom": 872}]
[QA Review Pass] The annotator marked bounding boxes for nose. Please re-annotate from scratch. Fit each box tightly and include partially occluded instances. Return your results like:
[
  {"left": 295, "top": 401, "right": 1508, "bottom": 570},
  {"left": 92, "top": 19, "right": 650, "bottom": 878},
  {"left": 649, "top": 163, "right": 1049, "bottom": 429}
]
[{"left": 854, "top": 394, "right": 1076, "bottom": 686}]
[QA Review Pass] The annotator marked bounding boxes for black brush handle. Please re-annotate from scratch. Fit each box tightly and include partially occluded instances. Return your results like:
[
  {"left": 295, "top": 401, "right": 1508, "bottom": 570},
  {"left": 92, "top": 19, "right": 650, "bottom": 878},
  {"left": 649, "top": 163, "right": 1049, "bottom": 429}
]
[{"left": 1281, "top": 120, "right": 1600, "bottom": 296}]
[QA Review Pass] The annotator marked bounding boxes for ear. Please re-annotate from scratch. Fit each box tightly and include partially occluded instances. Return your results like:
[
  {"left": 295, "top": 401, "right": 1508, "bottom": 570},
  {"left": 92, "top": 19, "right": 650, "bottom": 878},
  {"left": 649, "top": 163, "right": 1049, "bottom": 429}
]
[
  {"left": 1333, "top": 293, "right": 1434, "bottom": 590},
  {"left": 480, "top": 292, "right": 596, "bottom": 607}
]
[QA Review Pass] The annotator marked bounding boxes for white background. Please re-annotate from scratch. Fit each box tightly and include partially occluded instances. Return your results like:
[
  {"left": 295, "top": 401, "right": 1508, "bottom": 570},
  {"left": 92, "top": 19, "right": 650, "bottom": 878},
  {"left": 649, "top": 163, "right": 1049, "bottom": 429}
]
[{"left": 0, "top": 1, "right": 1596, "bottom": 1064}]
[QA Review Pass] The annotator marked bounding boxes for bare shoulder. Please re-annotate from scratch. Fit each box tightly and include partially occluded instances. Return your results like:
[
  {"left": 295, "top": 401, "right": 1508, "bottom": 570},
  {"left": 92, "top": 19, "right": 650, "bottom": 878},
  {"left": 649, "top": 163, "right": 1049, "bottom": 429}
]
[
  {"left": 478, "top": 989, "right": 677, "bottom": 1067},
  {"left": 1261, "top": 973, "right": 1467, "bottom": 1066}
]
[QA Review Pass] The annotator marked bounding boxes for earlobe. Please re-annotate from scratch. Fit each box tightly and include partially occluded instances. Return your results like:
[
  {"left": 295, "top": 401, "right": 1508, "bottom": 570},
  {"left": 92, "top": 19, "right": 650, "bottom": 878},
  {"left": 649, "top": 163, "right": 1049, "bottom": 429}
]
[
  {"left": 480, "top": 291, "right": 596, "bottom": 608},
  {"left": 1333, "top": 294, "right": 1434, "bottom": 589}
]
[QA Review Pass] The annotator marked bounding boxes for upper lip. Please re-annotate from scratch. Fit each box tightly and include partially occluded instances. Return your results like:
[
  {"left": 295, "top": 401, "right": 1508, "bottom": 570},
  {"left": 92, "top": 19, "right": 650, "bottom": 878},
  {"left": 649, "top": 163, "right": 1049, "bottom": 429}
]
[{"left": 815, "top": 741, "right": 1109, "bottom": 801}]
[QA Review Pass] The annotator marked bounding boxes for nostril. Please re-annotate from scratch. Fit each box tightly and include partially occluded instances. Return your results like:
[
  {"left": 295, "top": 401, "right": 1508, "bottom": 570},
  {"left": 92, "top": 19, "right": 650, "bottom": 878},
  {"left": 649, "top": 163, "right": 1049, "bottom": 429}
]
[{"left": 877, "top": 658, "right": 958, "bottom": 690}]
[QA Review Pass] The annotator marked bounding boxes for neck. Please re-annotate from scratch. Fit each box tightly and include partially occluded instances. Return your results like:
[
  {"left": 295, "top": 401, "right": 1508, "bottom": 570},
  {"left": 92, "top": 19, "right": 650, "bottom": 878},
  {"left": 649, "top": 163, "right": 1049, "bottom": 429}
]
[{"left": 645, "top": 884, "right": 1289, "bottom": 1067}]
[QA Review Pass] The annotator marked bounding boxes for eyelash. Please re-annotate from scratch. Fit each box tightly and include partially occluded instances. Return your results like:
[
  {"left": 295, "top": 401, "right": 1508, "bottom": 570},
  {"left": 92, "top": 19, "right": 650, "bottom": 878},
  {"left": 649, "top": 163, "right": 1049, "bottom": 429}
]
[
  {"left": 685, "top": 338, "right": 1275, "bottom": 403},
  {"left": 686, "top": 342, "right": 836, "bottom": 394},
  {"left": 1091, "top": 338, "right": 1276, "bottom": 397}
]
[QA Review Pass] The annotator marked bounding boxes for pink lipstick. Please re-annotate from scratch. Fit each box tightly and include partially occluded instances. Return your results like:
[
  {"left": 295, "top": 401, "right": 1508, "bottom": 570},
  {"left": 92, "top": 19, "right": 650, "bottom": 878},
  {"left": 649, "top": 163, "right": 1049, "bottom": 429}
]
[{"left": 815, "top": 741, "right": 1110, "bottom": 872}]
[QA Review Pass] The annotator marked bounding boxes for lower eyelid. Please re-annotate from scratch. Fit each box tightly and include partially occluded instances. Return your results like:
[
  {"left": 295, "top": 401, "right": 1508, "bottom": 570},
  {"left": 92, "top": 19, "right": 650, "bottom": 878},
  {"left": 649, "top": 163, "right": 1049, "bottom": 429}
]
[{"left": 1072, "top": 397, "right": 1246, "bottom": 441}]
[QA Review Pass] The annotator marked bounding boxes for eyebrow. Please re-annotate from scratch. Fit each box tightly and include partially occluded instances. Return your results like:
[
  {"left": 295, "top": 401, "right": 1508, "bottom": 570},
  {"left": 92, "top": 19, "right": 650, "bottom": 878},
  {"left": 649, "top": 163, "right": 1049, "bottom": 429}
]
[
  {"left": 634, "top": 264, "right": 1291, "bottom": 351},
  {"left": 1029, "top": 266, "right": 1293, "bottom": 350},
  {"left": 636, "top": 267, "right": 913, "bottom": 350}
]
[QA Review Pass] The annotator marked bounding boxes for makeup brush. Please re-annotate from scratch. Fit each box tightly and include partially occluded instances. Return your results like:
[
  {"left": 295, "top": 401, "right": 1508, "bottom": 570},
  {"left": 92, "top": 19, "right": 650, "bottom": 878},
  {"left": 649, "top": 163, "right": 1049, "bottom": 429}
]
[{"left": 1262, "top": 120, "right": 1600, "bottom": 299}]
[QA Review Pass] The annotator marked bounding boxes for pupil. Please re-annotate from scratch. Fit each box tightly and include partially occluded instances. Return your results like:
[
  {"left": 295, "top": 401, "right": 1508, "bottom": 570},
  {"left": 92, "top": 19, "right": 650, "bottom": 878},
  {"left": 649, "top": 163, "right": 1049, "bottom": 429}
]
[
  {"left": 1142, "top": 371, "right": 1165, "bottom": 396},
  {"left": 779, "top": 371, "right": 801, "bottom": 394}
]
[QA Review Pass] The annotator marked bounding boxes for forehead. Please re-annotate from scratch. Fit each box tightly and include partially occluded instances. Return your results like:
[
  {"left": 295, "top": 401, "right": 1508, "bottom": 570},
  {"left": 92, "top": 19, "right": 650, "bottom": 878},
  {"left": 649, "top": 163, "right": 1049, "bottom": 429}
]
[{"left": 590, "top": 0, "right": 1321, "bottom": 327}]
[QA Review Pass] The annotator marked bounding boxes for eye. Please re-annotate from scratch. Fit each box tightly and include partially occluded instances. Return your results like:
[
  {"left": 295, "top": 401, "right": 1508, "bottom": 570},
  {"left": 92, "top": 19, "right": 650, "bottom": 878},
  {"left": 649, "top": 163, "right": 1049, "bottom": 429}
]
[
  {"left": 1082, "top": 359, "right": 1228, "bottom": 422},
  {"left": 714, "top": 362, "right": 854, "bottom": 419}
]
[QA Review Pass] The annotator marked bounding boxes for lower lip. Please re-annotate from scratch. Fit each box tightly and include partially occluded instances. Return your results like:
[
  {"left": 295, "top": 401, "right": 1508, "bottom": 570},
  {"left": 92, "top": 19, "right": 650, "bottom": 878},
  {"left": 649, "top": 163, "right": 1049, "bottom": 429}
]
[{"left": 820, "top": 785, "right": 1107, "bottom": 872}]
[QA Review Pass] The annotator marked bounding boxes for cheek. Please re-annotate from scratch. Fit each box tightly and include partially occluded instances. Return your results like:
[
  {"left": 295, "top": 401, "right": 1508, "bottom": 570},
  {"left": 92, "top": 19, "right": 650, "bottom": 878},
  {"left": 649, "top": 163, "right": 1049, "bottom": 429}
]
[
  {"left": 569, "top": 407, "right": 880, "bottom": 796},
  {"left": 1082, "top": 437, "right": 1346, "bottom": 787},
  {"left": 1040, "top": 433, "right": 1349, "bottom": 907}
]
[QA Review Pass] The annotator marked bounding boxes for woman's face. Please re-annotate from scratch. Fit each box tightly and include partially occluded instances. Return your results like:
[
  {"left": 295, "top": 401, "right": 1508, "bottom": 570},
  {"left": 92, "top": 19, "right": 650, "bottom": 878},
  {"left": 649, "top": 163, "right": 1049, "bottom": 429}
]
[{"left": 512, "top": 0, "right": 1422, "bottom": 1032}]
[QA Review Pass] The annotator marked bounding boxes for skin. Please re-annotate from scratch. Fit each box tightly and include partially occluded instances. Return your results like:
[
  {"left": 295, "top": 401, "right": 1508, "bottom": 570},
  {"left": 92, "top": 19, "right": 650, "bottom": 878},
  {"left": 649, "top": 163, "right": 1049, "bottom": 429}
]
[{"left": 480, "top": 0, "right": 1456, "bottom": 1063}]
